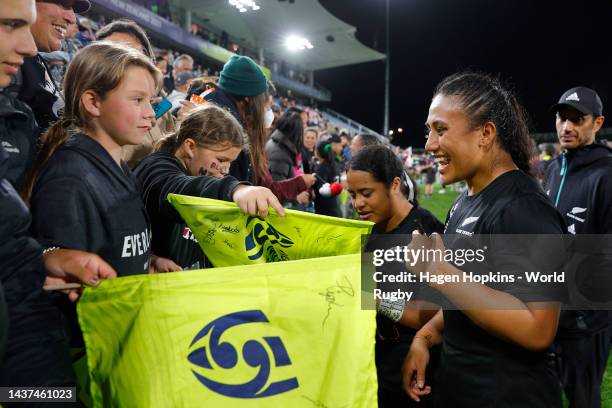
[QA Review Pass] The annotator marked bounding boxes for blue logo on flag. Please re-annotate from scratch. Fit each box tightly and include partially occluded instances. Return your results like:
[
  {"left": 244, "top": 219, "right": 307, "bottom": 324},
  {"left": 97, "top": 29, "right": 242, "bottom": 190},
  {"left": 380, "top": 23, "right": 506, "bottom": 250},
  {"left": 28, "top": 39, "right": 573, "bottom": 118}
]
[
  {"left": 245, "top": 216, "right": 294, "bottom": 262},
  {"left": 188, "top": 310, "right": 299, "bottom": 398}
]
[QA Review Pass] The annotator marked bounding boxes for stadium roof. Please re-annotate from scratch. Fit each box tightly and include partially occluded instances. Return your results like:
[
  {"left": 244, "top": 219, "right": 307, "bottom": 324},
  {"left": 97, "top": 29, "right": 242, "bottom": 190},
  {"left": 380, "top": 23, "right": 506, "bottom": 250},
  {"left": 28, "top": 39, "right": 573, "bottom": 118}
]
[{"left": 170, "top": 0, "right": 386, "bottom": 71}]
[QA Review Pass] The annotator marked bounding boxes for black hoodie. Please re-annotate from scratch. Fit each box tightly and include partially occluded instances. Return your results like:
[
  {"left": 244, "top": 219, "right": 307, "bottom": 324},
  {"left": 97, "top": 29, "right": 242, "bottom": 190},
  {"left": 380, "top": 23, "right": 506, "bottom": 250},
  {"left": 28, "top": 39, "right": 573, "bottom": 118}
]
[
  {"left": 544, "top": 142, "right": 612, "bottom": 336},
  {"left": 30, "top": 133, "right": 151, "bottom": 276},
  {"left": 134, "top": 151, "right": 244, "bottom": 270}
]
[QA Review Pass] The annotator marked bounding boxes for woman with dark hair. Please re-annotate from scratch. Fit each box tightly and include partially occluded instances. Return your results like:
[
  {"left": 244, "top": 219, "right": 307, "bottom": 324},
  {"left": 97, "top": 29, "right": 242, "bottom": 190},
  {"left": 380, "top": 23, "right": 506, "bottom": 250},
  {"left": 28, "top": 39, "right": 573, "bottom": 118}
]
[
  {"left": 266, "top": 110, "right": 312, "bottom": 209},
  {"left": 402, "top": 72, "right": 567, "bottom": 407},
  {"left": 347, "top": 145, "right": 444, "bottom": 407},
  {"left": 200, "top": 56, "right": 316, "bottom": 202},
  {"left": 266, "top": 111, "right": 304, "bottom": 182}
]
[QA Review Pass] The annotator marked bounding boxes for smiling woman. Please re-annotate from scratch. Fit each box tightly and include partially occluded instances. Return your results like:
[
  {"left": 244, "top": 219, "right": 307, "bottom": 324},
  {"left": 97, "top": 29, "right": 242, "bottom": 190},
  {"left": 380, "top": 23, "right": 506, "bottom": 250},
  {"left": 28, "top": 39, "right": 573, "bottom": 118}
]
[{"left": 402, "top": 72, "right": 567, "bottom": 408}]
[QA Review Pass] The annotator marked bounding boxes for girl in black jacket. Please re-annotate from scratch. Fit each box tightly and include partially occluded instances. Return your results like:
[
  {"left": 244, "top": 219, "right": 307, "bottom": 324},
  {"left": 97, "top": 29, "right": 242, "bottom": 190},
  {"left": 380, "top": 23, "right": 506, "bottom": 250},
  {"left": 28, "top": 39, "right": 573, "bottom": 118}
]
[{"left": 135, "top": 104, "right": 265, "bottom": 270}]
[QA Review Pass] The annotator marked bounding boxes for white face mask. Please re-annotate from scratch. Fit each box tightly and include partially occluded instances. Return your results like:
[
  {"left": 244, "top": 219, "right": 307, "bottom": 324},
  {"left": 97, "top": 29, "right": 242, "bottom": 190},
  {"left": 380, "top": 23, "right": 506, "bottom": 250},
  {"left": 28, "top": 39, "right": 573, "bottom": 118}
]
[{"left": 264, "top": 108, "right": 274, "bottom": 128}]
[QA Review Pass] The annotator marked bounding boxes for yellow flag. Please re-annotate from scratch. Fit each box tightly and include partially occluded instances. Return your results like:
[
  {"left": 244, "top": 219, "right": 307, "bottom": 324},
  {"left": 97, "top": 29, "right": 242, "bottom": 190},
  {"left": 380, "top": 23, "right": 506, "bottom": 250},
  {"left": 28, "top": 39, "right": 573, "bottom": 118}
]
[
  {"left": 78, "top": 254, "right": 377, "bottom": 407},
  {"left": 167, "top": 194, "right": 373, "bottom": 267}
]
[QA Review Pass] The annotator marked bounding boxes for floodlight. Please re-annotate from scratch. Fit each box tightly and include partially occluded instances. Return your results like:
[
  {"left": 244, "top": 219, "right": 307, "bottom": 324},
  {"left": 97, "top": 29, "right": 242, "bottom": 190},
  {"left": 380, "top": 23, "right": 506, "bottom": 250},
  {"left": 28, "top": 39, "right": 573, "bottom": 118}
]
[{"left": 285, "top": 35, "right": 314, "bottom": 51}]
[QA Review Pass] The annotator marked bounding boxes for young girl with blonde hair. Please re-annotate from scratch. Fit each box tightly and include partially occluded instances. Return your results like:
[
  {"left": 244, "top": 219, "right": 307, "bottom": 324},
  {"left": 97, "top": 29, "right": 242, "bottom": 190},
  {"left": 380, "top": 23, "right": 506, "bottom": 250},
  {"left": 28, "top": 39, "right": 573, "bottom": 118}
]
[{"left": 28, "top": 42, "right": 281, "bottom": 277}]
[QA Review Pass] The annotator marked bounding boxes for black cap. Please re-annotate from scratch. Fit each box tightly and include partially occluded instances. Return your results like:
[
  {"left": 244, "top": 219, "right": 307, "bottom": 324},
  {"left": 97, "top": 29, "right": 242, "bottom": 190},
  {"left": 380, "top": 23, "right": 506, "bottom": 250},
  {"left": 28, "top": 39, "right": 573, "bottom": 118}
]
[
  {"left": 551, "top": 86, "right": 603, "bottom": 116},
  {"left": 39, "top": 0, "right": 91, "bottom": 14}
]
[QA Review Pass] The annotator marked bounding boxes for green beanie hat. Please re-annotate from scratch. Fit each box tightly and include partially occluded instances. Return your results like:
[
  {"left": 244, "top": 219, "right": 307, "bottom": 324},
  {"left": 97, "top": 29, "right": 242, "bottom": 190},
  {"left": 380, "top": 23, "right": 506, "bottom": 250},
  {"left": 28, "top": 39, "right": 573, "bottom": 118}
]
[{"left": 218, "top": 55, "right": 267, "bottom": 97}]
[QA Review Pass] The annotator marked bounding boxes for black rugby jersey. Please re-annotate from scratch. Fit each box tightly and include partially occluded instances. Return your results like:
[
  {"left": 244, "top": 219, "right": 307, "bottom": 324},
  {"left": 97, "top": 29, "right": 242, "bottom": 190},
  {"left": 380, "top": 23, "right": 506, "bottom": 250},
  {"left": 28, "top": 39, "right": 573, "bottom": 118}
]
[{"left": 436, "top": 170, "right": 566, "bottom": 408}]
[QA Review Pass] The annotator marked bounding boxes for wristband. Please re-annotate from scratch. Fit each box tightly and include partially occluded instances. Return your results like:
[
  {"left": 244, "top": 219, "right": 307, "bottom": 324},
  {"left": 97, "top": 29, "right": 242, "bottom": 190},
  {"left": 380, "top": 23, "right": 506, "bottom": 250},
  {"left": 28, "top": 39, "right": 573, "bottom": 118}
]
[
  {"left": 43, "top": 246, "right": 61, "bottom": 255},
  {"left": 377, "top": 298, "right": 405, "bottom": 322}
]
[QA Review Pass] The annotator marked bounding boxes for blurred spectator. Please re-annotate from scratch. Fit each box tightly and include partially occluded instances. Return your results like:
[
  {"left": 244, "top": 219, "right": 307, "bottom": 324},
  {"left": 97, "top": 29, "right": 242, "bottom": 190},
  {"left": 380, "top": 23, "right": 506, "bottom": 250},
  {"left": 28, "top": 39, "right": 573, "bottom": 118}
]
[
  {"left": 340, "top": 131, "right": 352, "bottom": 163},
  {"left": 286, "top": 106, "right": 308, "bottom": 128},
  {"left": 155, "top": 49, "right": 170, "bottom": 76},
  {"left": 351, "top": 133, "right": 382, "bottom": 156},
  {"left": 96, "top": 18, "right": 156, "bottom": 61},
  {"left": 39, "top": 51, "right": 70, "bottom": 90},
  {"left": 165, "top": 54, "right": 193, "bottom": 93},
  {"left": 167, "top": 71, "right": 193, "bottom": 112},
  {"left": 62, "top": 22, "right": 81, "bottom": 61},
  {"left": 75, "top": 17, "right": 95, "bottom": 46},
  {"left": 420, "top": 153, "right": 437, "bottom": 198},
  {"left": 266, "top": 111, "right": 305, "bottom": 183},
  {"left": 220, "top": 30, "right": 229, "bottom": 48},
  {"left": 313, "top": 139, "right": 342, "bottom": 217},
  {"left": 302, "top": 127, "right": 318, "bottom": 173}
]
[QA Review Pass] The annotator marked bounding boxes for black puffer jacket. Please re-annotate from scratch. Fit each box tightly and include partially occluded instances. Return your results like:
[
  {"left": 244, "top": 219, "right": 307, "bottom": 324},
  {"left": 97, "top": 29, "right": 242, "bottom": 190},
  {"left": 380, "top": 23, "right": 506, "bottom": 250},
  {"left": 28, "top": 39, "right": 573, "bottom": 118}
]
[
  {"left": 265, "top": 129, "right": 298, "bottom": 181},
  {"left": 0, "top": 89, "right": 38, "bottom": 191}
]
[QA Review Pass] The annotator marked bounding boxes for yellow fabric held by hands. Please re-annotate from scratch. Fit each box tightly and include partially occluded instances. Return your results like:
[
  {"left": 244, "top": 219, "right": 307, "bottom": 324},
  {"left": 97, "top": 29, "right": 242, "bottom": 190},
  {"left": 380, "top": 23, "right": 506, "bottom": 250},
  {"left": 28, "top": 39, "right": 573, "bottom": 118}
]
[
  {"left": 78, "top": 254, "right": 378, "bottom": 407},
  {"left": 167, "top": 194, "right": 373, "bottom": 267}
]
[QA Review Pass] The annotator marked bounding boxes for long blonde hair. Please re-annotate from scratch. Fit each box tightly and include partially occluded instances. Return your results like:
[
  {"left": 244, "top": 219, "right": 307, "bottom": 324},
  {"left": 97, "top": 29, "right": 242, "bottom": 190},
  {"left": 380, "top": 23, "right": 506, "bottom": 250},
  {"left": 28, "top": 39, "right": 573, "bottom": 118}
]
[{"left": 24, "top": 41, "right": 162, "bottom": 200}]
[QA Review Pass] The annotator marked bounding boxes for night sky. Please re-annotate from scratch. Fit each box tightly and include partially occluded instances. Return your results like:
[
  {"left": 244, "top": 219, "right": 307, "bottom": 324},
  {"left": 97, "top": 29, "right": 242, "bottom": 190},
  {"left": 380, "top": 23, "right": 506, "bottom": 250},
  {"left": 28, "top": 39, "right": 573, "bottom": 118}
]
[{"left": 316, "top": 0, "right": 612, "bottom": 147}]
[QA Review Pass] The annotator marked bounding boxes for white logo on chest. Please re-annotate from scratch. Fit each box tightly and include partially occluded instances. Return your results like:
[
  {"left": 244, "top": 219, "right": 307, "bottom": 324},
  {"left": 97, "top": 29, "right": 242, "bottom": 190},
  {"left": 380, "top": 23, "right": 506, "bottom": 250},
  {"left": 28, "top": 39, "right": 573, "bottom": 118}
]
[
  {"left": 461, "top": 216, "right": 480, "bottom": 227},
  {"left": 566, "top": 207, "right": 587, "bottom": 223}
]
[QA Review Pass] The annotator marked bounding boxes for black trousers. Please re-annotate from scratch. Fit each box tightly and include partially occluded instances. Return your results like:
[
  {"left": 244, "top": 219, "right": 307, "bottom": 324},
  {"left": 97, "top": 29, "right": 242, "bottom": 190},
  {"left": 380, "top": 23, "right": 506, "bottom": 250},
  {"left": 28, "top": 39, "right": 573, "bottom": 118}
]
[{"left": 555, "top": 326, "right": 612, "bottom": 408}]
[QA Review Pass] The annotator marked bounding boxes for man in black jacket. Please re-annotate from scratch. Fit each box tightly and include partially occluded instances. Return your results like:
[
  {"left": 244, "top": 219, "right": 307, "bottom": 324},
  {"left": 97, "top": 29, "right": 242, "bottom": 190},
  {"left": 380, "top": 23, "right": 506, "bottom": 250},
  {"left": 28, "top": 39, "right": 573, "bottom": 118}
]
[
  {"left": 544, "top": 86, "right": 612, "bottom": 408},
  {"left": 13, "top": 0, "right": 90, "bottom": 134}
]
